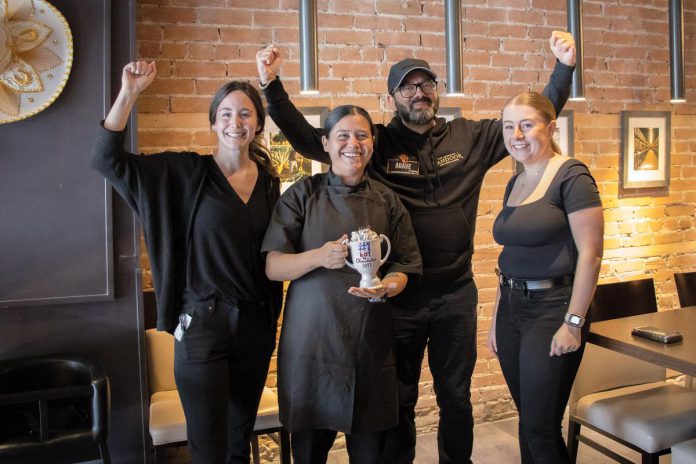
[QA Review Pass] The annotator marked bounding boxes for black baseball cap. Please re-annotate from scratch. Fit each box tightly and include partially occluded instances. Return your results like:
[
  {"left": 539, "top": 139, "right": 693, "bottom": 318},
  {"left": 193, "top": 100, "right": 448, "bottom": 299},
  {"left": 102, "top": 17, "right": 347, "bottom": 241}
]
[{"left": 387, "top": 58, "right": 438, "bottom": 94}]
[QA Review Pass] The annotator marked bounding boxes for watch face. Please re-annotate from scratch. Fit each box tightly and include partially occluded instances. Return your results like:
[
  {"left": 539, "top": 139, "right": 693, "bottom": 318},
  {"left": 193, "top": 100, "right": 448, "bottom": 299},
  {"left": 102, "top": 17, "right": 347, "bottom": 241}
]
[{"left": 569, "top": 315, "right": 581, "bottom": 324}]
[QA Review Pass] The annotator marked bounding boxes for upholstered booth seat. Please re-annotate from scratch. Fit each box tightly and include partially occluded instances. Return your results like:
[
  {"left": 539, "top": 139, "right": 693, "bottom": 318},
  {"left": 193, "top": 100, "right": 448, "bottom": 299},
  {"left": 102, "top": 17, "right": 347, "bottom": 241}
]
[
  {"left": 672, "top": 438, "right": 696, "bottom": 464},
  {"left": 574, "top": 380, "right": 696, "bottom": 453}
]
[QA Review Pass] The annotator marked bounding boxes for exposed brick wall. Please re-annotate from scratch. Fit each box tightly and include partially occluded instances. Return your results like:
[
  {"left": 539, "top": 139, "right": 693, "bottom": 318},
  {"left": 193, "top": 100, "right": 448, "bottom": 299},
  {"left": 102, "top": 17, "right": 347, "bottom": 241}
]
[{"left": 135, "top": 0, "right": 696, "bottom": 451}]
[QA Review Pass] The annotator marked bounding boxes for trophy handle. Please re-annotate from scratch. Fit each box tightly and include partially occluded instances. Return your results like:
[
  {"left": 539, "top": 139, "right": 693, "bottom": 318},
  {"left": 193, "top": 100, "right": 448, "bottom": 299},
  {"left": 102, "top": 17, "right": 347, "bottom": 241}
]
[
  {"left": 379, "top": 234, "right": 391, "bottom": 266},
  {"left": 341, "top": 238, "right": 356, "bottom": 269}
]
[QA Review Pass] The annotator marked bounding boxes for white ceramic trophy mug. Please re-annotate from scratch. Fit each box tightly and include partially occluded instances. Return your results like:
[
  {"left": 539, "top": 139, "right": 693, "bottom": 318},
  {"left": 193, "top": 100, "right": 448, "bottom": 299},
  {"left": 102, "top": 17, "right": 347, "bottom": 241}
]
[{"left": 342, "top": 234, "right": 391, "bottom": 289}]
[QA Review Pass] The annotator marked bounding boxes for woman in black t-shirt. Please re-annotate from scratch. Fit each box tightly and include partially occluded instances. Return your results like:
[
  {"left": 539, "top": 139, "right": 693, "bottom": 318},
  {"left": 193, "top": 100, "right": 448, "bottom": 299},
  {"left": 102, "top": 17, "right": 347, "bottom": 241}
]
[
  {"left": 92, "top": 61, "right": 282, "bottom": 463},
  {"left": 488, "top": 92, "right": 603, "bottom": 463}
]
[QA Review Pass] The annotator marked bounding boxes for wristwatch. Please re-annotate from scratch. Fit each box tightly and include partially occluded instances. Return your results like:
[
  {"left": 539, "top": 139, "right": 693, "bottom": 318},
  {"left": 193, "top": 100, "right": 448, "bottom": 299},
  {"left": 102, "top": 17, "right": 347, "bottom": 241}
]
[{"left": 564, "top": 313, "right": 585, "bottom": 328}]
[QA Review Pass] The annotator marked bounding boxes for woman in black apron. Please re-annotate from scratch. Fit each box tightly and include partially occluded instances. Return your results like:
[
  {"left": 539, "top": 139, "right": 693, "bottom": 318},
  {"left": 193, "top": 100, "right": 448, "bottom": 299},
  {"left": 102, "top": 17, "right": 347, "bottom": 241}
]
[{"left": 262, "top": 105, "right": 422, "bottom": 463}]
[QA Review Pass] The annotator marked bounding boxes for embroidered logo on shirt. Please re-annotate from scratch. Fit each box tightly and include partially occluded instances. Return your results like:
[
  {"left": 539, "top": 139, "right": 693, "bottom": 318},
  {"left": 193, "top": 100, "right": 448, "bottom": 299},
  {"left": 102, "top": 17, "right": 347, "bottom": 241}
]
[
  {"left": 387, "top": 154, "right": 420, "bottom": 175},
  {"left": 435, "top": 152, "right": 464, "bottom": 168}
]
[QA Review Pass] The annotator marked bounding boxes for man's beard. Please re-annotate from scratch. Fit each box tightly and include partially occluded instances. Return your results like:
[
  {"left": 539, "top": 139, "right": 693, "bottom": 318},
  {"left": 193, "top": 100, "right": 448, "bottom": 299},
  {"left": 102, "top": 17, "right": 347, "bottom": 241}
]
[{"left": 395, "top": 95, "right": 439, "bottom": 125}]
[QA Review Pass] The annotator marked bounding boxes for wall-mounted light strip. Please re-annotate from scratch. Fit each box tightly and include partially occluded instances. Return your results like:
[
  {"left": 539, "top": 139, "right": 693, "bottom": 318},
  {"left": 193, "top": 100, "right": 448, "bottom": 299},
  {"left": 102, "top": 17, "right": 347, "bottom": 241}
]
[
  {"left": 445, "top": 0, "right": 464, "bottom": 95},
  {"left": 567, "top": 0, "right": 585, "bottom": 101},
  {"left": 669, "top": 0, "right": 685, "bottom": 102},
  {"left": 299, "top": 0, "right": 318, "bottom": 94}
]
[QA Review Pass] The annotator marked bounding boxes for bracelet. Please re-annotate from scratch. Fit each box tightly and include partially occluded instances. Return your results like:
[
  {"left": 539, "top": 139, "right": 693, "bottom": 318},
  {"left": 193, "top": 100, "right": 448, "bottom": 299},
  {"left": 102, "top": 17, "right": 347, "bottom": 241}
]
[{"left": 259, "top": 76, "right": 276, "bottom": 90}]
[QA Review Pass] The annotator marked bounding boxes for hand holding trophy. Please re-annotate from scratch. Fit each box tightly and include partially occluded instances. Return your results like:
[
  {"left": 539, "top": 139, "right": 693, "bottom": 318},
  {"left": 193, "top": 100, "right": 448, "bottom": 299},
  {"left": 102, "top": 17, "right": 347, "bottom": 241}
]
[{"left": 342, "top": 226, "right": 391, "bottom": 302}]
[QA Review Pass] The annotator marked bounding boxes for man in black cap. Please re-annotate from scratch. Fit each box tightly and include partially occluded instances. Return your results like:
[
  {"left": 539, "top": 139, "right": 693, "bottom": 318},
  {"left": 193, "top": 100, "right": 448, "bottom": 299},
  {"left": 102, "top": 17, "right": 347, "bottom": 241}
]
[{"left": 257, "top": 30, "right": 576, "bottom": 463}]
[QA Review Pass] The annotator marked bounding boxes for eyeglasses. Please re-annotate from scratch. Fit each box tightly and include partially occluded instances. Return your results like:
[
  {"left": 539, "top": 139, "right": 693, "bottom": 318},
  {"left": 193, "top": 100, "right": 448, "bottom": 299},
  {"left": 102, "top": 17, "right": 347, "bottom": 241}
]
[{"left": 393, "top": 80, "right": 438, "bottom": 98}]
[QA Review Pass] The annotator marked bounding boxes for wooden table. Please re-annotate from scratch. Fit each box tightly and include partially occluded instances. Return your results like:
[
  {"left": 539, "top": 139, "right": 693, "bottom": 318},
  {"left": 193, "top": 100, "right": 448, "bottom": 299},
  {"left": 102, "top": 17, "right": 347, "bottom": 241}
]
[{"left": 587, "top": 307, "right": 696, "bottom": 376}]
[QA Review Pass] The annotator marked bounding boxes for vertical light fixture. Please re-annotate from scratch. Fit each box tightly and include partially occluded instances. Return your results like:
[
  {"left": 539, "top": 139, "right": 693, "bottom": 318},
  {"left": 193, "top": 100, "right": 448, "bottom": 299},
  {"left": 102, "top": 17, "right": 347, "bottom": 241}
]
[
  {"left": 300, "top": 0, "right": 318, "bottom": 94},
  {"left": 669, "top": 0, "right": 685, "bottom": 102},
  {"left": 567, "top": 0, "right": 585, "bottom": 100},
  {"left": 445, "top": 0, "right": 464, "bottom": 95}
]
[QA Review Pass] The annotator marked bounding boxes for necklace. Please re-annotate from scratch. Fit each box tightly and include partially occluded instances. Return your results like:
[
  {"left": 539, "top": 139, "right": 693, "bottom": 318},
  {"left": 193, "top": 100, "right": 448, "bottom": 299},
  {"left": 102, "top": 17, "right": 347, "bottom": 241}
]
[{"left": 518, "top": 160, "right": 550, "bottom": 189}]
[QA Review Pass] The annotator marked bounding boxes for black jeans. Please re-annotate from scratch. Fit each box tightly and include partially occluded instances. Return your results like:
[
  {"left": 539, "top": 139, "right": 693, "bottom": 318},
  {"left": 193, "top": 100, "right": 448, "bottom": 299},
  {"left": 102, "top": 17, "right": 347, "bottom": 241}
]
[
  {"left": 495, "top": 285, "right": 588, "bottom": 464},
  {"left": 291, "top": 428, "right": 384, "bottom": 464},
  {"left": 382, "top": 279, "right": 478, "bottom": 464},
  {"left": 174, "top": 296, "right": 276, "bottom": 464}
]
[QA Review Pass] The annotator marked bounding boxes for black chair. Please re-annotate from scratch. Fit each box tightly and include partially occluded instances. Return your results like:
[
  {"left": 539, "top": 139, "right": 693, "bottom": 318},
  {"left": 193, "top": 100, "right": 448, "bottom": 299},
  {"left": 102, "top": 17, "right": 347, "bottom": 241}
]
[
  {"left": 568, "top": 278, "right": 696, "bottom": 464},
  {"left": 0, "top": 355, "right": 110, "bottom": 464},
  {"left": 588, "top": 278, "right": 658, "bottom": 322},
  {"left": 674, "top": 271, "right": 696, "bottom": 308}
]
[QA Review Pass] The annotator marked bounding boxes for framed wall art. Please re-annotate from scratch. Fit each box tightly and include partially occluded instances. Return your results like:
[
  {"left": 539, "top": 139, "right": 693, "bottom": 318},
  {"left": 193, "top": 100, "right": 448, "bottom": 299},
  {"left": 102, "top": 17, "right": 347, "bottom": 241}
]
[
  {"left": 620, "top": 111, "right": 671, "bottom": 189},
  {"left": 264, "top": 107, "right": 329, "bottom": 193}
]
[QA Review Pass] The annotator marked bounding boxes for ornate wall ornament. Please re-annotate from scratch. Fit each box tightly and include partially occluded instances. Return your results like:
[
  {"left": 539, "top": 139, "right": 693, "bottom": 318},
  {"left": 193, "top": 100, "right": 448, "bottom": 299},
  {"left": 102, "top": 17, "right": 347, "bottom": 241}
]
[{"left": 0, "top": 0, "right": 73, "bottom": 124}]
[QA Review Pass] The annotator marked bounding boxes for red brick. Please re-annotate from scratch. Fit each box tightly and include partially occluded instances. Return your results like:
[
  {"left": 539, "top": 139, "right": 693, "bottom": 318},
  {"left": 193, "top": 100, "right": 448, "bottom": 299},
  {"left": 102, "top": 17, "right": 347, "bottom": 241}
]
[
  {"left": 188, "top": 44, "right": 215, "bottom": 60},
  {"left": 420, "top": 33, "right": 445, "bottom": 48},
  {"left": 195, "top": 78, "right": 230, "bottom": 95},
  {"left": 254, "top": 10, "right": 298, "bottom": 28},
  {"left": 137, "top": 24, "right": 163, "bottom": 41},
  {"left": 138, "top": 96, "right": 170, "bottom": 113},
  {"left": 375, "top": 30, "right": 421, "bottom": 47},
  {"left": 273, "top": 27, "right": 300, "bottom": 44},
  {"left": 501, "top": 38, "right": 542, "bottom": 54},
  {"left": 330, "top": 0, "right": 375, "bottom": 15},
  {"left": 215, "top": 44, "right": 242, "bottom": 60},
  {"left": 163, "top": 25, "right": 219, "bottom": 42},
  {"left": 465, "top": 36, "right": 501, "bottom": 52},
  {"left": 330, "top": 62, "right": 381, "bottom": 78},
  {"left": 139, "top": 130, "right": 193, "bottom": 147},
  {"left": 174, "top": 61, "right": 226, "bottom": 78},
  {"left": 169, "top": 0, "right": 224, "bottom": 6},
  {"left": 471, "top": 67, "right": 510, "bottom": 82},
  {"left": 324, "top": 30, "right": 374, "bottom": 47},
  {"left": 160, "top": 43, "right": 187, "bottom": 59},
  {"left": 465, "top": 7, "right": 507, "bottom": 23},
  {"left": 171, "top": 96, "right": 212, "bottom": 113},
  {"left": 139, "top": 6, "right": 195, "bottom": 23},
  {"left": 196, "top": 8, "right": 253, "bottom": 26},
  {"left": 319, "top": 13, "right": 356, "bottom": 29},
  {"left": 491, "top": 53, "right": 526, "bottom": 69},
  {"left": 142, "top": 78, "right": 196, "bottom": 96},
  {"left": 375, "top": 0, "right": 422, "bottom": 16},
  {"left": 219, "top": 26, "right": 273, "bottom": 44}
]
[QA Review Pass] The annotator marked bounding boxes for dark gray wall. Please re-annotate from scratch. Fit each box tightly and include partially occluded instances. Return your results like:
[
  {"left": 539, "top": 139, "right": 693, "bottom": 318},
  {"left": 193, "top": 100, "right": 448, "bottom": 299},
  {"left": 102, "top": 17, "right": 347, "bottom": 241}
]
[{"left": 0, "top": 1, "right": 147, "bottom": 462}]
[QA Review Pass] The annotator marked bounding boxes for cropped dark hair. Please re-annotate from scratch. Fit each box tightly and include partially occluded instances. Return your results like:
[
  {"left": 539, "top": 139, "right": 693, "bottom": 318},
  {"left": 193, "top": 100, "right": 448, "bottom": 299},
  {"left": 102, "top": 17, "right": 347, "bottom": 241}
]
[
  {"left": 503, "top": 91, "right": 561, "bottom": 154},
  {"left": 324, "top": 105, "right": 376, "bottom": 138},
  {"left": 209, "top": 81, "right": 276, "bottom": 177}
]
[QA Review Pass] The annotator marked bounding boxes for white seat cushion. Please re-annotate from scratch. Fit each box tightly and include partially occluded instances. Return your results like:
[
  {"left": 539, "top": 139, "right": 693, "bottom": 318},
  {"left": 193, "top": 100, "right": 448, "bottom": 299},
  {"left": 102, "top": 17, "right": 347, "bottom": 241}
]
[
  {"left": 149, "top": 389, "right": 187, "bottom": 446},
  {"left": 575, "top": 383, "right": 696, "bottom": 453},
  {"left": 672, "top": 438, "right": 696, "bottom": 464},
  {"left": 254, "top": 387, "right": 281, "bottom": 431},
  {"left": 148, "top": 387, "right": 280, "bottom": 446}
]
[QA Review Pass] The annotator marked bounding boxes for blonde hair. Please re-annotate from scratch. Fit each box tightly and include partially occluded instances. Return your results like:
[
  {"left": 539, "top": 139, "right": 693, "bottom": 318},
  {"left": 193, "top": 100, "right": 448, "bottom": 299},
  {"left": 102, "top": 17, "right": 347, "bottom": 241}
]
[{"left": 503, "top": 92, "right": 561, "bottom": 154}]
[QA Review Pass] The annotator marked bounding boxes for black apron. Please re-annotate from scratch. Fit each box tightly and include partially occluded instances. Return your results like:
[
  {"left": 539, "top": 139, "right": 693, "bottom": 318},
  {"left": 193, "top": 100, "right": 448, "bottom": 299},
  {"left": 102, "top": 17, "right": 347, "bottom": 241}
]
[{"left": 272, "top": 176, "right": 399, "bottom": 433}]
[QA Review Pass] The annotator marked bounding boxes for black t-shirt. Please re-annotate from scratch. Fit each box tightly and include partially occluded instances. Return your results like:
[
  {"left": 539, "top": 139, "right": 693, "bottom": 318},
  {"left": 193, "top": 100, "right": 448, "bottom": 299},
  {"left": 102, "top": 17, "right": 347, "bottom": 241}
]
[
  {"left": 186, "top": 157, "right": 273, "bottom": 305},
  {"left": 493, "top": 159, "right": 601, "bottom": 279}
]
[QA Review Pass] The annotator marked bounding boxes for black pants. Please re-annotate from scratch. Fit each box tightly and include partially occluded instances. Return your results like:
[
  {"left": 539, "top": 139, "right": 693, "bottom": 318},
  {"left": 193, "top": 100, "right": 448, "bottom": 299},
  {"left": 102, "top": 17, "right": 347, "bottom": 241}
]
[
  {"left": 382, "top": 279, "right": 478, "bottom": 464},
  {"left": 174, "top": 296, "right": 276, "bottom": 464},
  {"left": 291, "top": 428, "right": 384, "bottom": 464},
  {"left": 495, "top": 285, "right": 588, "bottom": 464}
]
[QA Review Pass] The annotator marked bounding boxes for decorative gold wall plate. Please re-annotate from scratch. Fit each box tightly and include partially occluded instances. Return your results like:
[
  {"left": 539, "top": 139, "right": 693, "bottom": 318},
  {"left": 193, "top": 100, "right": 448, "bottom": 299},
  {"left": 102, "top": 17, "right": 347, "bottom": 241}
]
[{"left": 0, "top": 0, "right": 73, "bottom": 124}]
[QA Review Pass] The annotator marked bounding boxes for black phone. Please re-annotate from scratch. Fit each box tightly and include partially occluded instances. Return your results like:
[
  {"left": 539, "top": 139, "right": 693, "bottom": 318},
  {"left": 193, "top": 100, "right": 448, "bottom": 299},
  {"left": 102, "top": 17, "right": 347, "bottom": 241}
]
[{"left": 631, "top": 326, "right": 683, "bottom": 344}]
